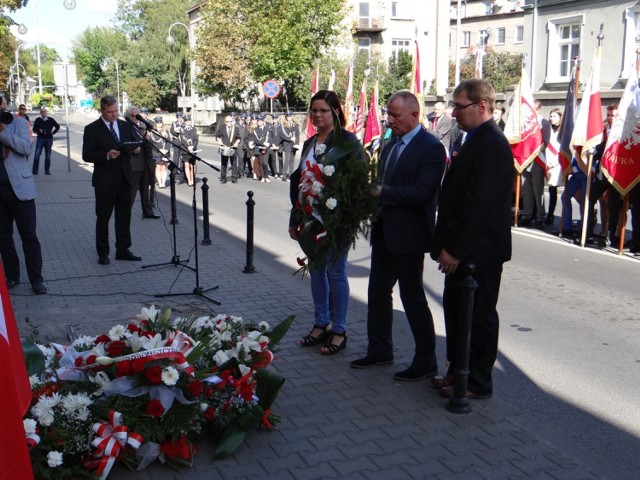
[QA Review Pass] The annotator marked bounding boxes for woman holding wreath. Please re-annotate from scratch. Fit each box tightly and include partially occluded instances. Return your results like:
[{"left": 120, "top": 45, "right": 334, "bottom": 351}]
[{"left": 288, "top": 90, "right": 371, "bottom": 355}]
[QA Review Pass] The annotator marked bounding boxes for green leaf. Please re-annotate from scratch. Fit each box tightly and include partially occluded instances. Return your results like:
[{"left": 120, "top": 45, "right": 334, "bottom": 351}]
[
  {"left": 266, "top": 315, "right": 295, "bottom": 347},
  {"left": 22, "top": 338, "right": 45, "bottom": 376}
]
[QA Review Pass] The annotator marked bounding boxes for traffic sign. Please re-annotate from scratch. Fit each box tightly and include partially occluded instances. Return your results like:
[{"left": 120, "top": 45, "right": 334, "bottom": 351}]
[
  {"left": 263, "top": 80, "right": 280, "bottom": 99},
  {"left": 79, "top": 99, "right": 93, "bottom": 108}
]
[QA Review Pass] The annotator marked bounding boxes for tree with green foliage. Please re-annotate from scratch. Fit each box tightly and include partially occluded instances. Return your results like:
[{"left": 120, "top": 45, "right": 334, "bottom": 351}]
[
  {"left": 449, "top": 50, "right": 523, "bottom": 93},
  {"left": 24, "top": 45, "right": 61, "bottom": 88},
  {"left": 122, "top": 77, "right": 160, "bottom": 110}
]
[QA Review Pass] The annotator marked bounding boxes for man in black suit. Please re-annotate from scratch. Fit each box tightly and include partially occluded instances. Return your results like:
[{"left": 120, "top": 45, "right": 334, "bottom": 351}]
[
  {"left": 351, "top": 91, "right": 446, "bottom": 381},
  {"left": 431, "top": 79, "right": 513, "bottom": 399},
  {"left": 426, "top": 101, "right": 453, "bottom": 148},
  {"left": 216, "top": 115, "right": 241, "bottom": 183},
  {"left": 82, "top": 96, "right": 141, "bottom": 265}
]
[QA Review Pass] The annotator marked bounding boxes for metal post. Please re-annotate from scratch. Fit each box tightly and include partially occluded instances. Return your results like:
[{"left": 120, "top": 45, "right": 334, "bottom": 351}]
[
  {"left": 243, "top": 191, "right": 256, "bottom": 273},
  {"left": 201, "top": 177, "right": 212, "bottom": 245},
  {"left": 447, "top": 263, "right": 478, "bottom": 414},
  {"left": 169, "top": 163, "right": 179, "bottom": 225}
]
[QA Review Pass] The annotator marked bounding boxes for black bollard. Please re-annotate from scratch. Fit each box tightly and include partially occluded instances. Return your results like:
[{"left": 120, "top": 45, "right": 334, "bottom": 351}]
[
  {"left": 447, "top": 263, "right": 478, "bottom": 414},
  {"left": 243, "top": 191, "right": 256, "bottom": 273},
  {"left": 201, "top": 177, "right": 212, "bottom": 246}
]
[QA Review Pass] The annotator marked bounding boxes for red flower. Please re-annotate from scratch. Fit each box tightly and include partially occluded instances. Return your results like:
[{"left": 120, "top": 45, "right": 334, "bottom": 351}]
[
  {"left": 131, "top": 358, "right": 146, "bottom": 373},
  {"left": 127, "top": 323, "right": 139, "bottom": 333},
  {"left": 296, "top": 257, "right": 307, "bottom": 267},
  {"left": 303, "top": 205, "right": 313, "bottom": 216},
  {"left": 74, "top": 357, "right": 83, "bottom": 367},
  {"left": 204, "top": 407, "right": 215, "bottom": 421},
  {"left": 106, "top": 340, "right": 126, "bottom": 356},
  {"left": 251, "top": 350, "right": 273, "bottom": 369},
  {"left": 160, "top": 435, "right": 192, "bottom": 461},
  {"left": 86, "top": 354, "right": 97, "bottom": 365},
  {"left": 144, "top": 365, "right": 162, "bottom": 385},
  {"left": 188, "top": 380, "right": 203, "bottom": 397},
  {"left": 115, "top": 360, "right": 132, "bottom": 377},
  {"left": 95, "top": 335, "right": 110, "bottom": 344},
  {"left": 146, "top": 399, "right": 164, "bottom": 417}
]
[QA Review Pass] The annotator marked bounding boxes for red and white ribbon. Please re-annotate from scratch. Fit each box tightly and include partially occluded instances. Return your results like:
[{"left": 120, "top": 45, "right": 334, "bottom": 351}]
[{"left": 91, "top": 410, "right": 143, "bottom": 480}]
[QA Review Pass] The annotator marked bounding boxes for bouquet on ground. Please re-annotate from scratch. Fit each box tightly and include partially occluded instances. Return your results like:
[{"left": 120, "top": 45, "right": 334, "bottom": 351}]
[
  {"left": 23, "top": 306, "right": 293, "bottom": 479},
  {"left": 292, "top": 111, "right": 377, "bottom": 274}
]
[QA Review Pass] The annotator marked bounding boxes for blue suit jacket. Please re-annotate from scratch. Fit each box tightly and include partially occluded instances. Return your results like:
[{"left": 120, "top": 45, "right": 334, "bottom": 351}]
[{"left": 375, "top": 127, "right": 446, "bottom": 254}]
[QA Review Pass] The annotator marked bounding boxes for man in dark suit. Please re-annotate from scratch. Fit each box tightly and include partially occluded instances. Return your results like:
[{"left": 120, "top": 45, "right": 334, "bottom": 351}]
[
  {"left": 82, "top": 96, "right": 141, "bottom": 265},
  {"left": 426, "top": 101, "right": 453, "bottom": 148},
  {"left": 216, "top": 115, "right": 241, "bottom": 183},
  {"left": 351, "top": 91, "right": 446, "bottom": 381},
  {"left": 431, "top": 79, "right": 513, "bottom": 399}
]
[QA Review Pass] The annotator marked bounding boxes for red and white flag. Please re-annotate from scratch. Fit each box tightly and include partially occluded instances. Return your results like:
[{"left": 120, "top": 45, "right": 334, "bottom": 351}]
[
  {"left": 305, "top": 63, "right": 320, "bottom": 140},
  {"left": 0, "top": 263, "right": 34, "bottom": 480},
  {"left": 344, "top": 65, "right": 355, "bottom": 132},
  {"left": 354, "top": 79, "right": 367, "bottom": 140},
  {"left": 601, "top": 66, "right": 640, "bottom": 196},
  {"left": 571, "top": 45, "right": 603, "bottom": 162},
  {"left": 363, "top": 79, "right": 381, "bottom": 152},
  {"left": 504, "top": 68, "right": 544, "bottom": 173}
]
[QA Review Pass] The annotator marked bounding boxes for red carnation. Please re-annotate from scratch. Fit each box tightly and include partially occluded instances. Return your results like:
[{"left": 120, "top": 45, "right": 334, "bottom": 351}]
[
  {"left": 146, "top": 399, "right": 164, "bottom": 417},
  {"left": 188, "top": 380, "right": 203, "bottom": 397},
  {"left": 106, "top": 340, "right": 126, "bottom": 356},
  {"left": 127, "top": 323, "right": 139, "bottom": 333},
  {"left": 204, "top": 407, "right": 215, "bottom": 421},
  {"left": 144, "top": 365, "right": 162, "bottom": 385},
  {"left": 303, "top": 205, "right": 313, "bottom": 216},
  {"left": 86, "top": 354, "right": 97, "bottom": 365},
  {"left": 95, "top": 335, "right": 110, "bottom": 344},
  {"left": 131, "top": 358, "right": 146, "bottom": 373},
  {"left": 115, "top": 360, "right": 132, "bottom": 377},
  {"left": 74, "top": 357, "right": 83, "bottom": 367}
]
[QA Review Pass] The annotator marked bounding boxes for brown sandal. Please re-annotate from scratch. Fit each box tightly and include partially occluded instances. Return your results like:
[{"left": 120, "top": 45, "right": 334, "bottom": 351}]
[
  {"left": 300, "top": 324, "right": 331, "bottom": 347},
  {"left": 320, "top": 331, "right": 347, "bottom": 355}
]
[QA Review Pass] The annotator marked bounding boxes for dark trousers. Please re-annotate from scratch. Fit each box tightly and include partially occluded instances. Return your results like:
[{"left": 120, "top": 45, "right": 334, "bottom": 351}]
[
  {"left": 95, "top": 183, "right": 132, "bottom": 256},
  {"left": 32, "top": 137, "right": 53, "bottom": 174},
  {"left": 587, "top": 177, "right": 610, "bottom": 237},
  {"left": 283, "top": 150, "right": 295, "bottom": 178},
  {"left": 0, "top": 185, "right": 43, "bottom": 284},
  {"left": 137, "top": 166, "right": 155, "bottom": 215},
  {"left": 220, "top": 154, "right": 236, "bottom": 180},
  {"left": 366, "top": 227, "right": 437, "bottom": 371},
  {"left": 443, "top": 263, "right": 503, "bottom": 396}
]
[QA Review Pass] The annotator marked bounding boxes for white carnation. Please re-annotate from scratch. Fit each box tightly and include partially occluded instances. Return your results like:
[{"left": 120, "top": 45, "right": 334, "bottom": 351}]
[
  {"left": 315, "top": 143, "right": 326, "bottom": 155},
  {"left": 108, "top": 325, "right": 126, "bottom": 341},
  {"left": 47, "top": 451, "right": 64, "bottom": 468},
  {"left": 258, "top": 321, "right": 271, "bottom": 332},
  {"left": 311, "top": 180, "right": 324, "bottom": 195},
  {"left": 325, "top": 197, "right": 338, "bottom": 210},
  {"left": 323, "top": 165, "right": 335, "bottom": 176},
  {"left": 161, "top": 366, "right": 180, "bottom": 386},
  {"left": 213, "top": 350, "right": 229, "bottom": 365},
  {"left": 23, "top": 418, "right": 37, "bottom": 434}
]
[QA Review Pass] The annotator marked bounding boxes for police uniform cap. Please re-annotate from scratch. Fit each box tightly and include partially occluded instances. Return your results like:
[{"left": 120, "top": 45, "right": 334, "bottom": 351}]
[
  {"left": 176, "top": 111, "right": 184, "bottom": 117},
  {"left": 381, "top": 107, "right": 387, "bottom": 113},
  {"left": 231, "top": 111, "right": 237, "bottom": 117},
  {"left": 285, "top": 110, "right": 293, "bottom": 117},
  {"left": 270, "top": 113, "right": 279, "bottom": 119},
  {"left": 184, "top": 114, "right": 191, "bottom": 121},
  {"left": 154, "top": 116, "right": 163, "bottom": 123},
  {"left": 140, "top": 107, "right": 149, "bottom": 113},
  {"left": 257, "top": 114, "right": 265, "bottom": 120}
]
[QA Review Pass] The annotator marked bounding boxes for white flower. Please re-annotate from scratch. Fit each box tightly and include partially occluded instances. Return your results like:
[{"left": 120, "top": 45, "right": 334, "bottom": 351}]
[
  {"left": 141, "top": 333, "right": 166, "bottom": 350},
  {"left": 325, "top": 197, "right": 338, "bottom": 210},
  {"left": 200, "top": 402, "right": 209, "bottom": 412},
  {"left": 238, "top": 364, "right": 251, "bottom": 377},
  {"left": 213, "top": 350, "right": 229, "bottom": 365},
  {"left": 323, "top": 165, "right": 335, "bottom": 176},
  {"left": 31, "top": 398, "right": 55, "bottom": 426},
  {"left": 71, "top": 335, "right": 96, "bottom": 349},
  {"left": 108, "top": 325, "right": 126, "bottom": 341},
  {"left": 311, "top": 180, "right": 324, "bottom": 195},
  {"left": 161, "top": 366, "right": 180, "bottom": 386},
  {"left": 258, "top": 321, "right": 271, "bottom": 332},
  {"left": 61, "top": 393, "right": 92, "bottom": 415},
  {"left": 94, "top": 356, "right": 115, "bottom": 365},
  {"left": 23, "top": 418, "right": 37, "bottom": 434},
  {"left": 136, "top": 305, "right": 160, "bottom": 322},
  {"left": 47, "top": 451, "right": 64, "bottom": 468},
  {"left": 315, "top": 143, "right": 326, "bottom": 155},
  {"left": 29, "top": 374, "right": 41, "bottom": 388},
  {"left": 126, "top": 332, "right": 144, "bottom": 352}
]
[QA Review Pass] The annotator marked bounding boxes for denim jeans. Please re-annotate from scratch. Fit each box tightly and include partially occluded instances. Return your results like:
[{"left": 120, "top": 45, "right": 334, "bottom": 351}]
[
  {"left": 33, "top": 137, "right": 53, "bottom": 173},
  {"left": 562, "top": 171, "right": 586, "bottom": 231},
  {"left": 309, "top": 250, "right": 349, "bottom": 334}
]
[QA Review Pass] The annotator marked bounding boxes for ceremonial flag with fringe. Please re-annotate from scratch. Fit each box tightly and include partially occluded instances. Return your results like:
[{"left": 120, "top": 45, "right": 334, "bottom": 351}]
[
  {"left": 504, "top": 68, "right": 544, "bottom": 173},
  {"left": 344, "top": 65, "right": 355, "bottom": 132},
  {"left": 558, "top": 61, "right": 579, "bottom": 176},
  {"left": 601, "top": 66, "right": 640, "bottom": 196},
  {"left": 354, "top": 79, "right": 367, "bottom": 140},
  {"left": 571, "top": 46, "right": 603, "bottom": 163},
  {"left": 364, "top": 79, "right": 381, "bottom": 153},
  {"left": 409, "top": 40, "right": 423, "bottom": 119},
  {"left": 0, "top": 263, "right": 34, "bottom": 480}
]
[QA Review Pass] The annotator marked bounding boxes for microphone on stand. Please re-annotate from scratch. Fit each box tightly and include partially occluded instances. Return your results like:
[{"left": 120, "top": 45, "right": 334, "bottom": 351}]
[{"left": 135, "top": 114, "right": 155, "bottom": 130}]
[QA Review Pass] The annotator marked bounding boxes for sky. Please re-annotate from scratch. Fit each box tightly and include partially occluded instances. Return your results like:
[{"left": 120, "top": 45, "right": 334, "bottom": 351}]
[{"left": 9, "top": 0, "right": 118, "bottom": 61}]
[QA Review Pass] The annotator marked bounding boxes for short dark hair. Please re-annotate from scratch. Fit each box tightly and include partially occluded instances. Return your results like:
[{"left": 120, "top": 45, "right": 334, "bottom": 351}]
[
  {"left": 309, "top": 90, "right": 346, "bottom": 126},
  {"left": 100, "top": 96, "right": 118, "bottom": 109},
  {"left": 453, "top": 79, "right": 496, "bottom": 112},
  {"left": 607, "top": 103, "right": 618, "bottom": 112}
]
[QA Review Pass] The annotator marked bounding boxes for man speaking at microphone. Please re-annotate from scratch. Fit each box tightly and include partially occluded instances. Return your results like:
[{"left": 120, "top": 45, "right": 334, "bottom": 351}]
[{"left": 82, "top": 95, "right": 142, "bottom": 265}]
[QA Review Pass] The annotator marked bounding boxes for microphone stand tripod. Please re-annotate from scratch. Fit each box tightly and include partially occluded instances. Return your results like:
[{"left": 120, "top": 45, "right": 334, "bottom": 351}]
[{"left": 148, "top": 124, "right": 222, "bottom": 305}]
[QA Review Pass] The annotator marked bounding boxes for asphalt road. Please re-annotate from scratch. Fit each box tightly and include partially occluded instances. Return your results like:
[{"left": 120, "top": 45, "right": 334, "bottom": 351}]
[{"left": 58, "top": 112, "right": 640, "bottom": 479}]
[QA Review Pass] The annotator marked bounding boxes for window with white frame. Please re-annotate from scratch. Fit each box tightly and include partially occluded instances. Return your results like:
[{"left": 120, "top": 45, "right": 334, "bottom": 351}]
[
  {"left": 495, "top": 27, "right": 506, "bottom": 45},
  {"left": 546, "top": 16, "right": 583, "bottom": 82},
  {"left": 514, "top": 25, "right": 524, "bottom": 43},
  {"left": 391, "top": 1, "right": 410, "bottom": 18},
  {"left": 462, "top": 31, "right": 471, "bottom": 47},
  {"left": 358, "top": 37, "right": 371, "bottom": 59},
  {"left": 391, "top": 38, "right": 411, "bottom": 57}
]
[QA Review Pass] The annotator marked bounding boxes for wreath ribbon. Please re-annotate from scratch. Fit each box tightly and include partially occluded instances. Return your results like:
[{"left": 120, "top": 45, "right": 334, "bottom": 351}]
[{"left": 91, "top": 410, "right": 143, "bottom": 480}]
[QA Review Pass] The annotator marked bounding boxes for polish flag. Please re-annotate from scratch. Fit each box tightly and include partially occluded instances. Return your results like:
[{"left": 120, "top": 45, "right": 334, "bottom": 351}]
[
  {"left": 571, "top": 45, "right": 603, "bottom": 162},
  {"left": 601, "top": 66, "right": 640, "bottom": 196},
  {"left": 363, "top": 79, "right": 381, "bottom": 152},
  {"left": 409, "top": 40, "right": 423, "bottom": 119},
  {"left": 354, "top": 79, "right": 367, "bottom": 140},
  {"left": 504, "top": 68, "right": 544, "bottom": 172},
  {"left": 0, "top": 263, "right": 34, "bottom": 480}
]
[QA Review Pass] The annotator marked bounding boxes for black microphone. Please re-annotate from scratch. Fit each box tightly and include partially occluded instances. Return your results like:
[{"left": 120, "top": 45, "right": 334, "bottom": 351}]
[{"left": 135, "top": 114, "right": 155, "bottom": 130}]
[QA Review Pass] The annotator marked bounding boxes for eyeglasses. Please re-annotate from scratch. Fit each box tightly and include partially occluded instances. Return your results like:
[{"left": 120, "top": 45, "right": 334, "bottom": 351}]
[
  {"left": 310, "top": 108, "right": 331, "bottom": 115},
  {"left": 452, "top": 101, "right": 480, "bottom": 111}
]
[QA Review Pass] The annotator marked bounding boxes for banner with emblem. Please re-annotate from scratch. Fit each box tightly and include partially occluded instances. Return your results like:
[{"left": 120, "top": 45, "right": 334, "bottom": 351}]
[{"left": 601, "top": 66, "right": 640, "bottom": 196}]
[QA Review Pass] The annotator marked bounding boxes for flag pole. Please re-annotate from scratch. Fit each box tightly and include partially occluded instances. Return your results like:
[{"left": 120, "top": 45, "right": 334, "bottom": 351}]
[
  {"left": 579, "top": 27, "right": 604, "bottom": 247},
  {"left": 514, "top": 173, "right": 521, "bottom": 227}
]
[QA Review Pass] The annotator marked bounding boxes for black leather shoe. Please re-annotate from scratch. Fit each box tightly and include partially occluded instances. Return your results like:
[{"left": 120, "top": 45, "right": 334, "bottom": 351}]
[
  {"left": 393, "top": 366, "right": 438, "bottom": 382},
  {"left": 143, "top": 213, "right": 160, "bottom": 219},
  {"left": 115, "top": 251, "right": 142, "bottom": 261},
  {"left": 350, "top": 356, "right": 393, "bottom": 369},
  {"left": 45, "top": 171, "right": 51, "bottom": 175},
  {"left": 431, "top": 374, "right": 454, "bottom": 389},
  {"left": 98, "top": 256, "right": 110, "bottom": 265},
  {"left": 32, "top": 282, "right": 47, "bottom": 294},
  {"left": 439, "top": 385, "right": 492, "bottom": 400},
  {"left": 6, "top": 279, "right": 20, "bottom": 289}
]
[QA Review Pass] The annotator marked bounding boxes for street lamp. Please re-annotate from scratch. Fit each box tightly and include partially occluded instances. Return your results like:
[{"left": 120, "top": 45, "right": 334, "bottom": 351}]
[
  {"left": 166, "top": 22, "right": 194, "bottom": 116},
  {"left": 14, "top": 43, "right": 27, "bottom": 106},
  {"left": 101, "top": 57, "right": 121, "bottom": 115}
]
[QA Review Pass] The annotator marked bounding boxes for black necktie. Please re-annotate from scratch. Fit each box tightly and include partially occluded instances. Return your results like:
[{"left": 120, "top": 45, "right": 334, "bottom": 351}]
[
  {"left": 384, "top": 138, "right": 403, "bottom": 181},
  {"left": 109, "top": 122, "right": 119, "bottom": 143}
]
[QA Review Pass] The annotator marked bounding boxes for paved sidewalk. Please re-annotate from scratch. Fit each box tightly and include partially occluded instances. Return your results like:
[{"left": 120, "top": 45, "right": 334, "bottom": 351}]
[{"left": 9, "top": 145, "right": 626, "bottom": 480}]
